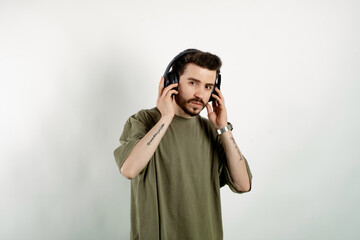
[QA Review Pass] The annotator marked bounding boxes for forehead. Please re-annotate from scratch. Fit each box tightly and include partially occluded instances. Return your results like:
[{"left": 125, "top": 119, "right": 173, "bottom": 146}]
[{"left": 181, "top": 63, "right": 217, "bottom": 84}]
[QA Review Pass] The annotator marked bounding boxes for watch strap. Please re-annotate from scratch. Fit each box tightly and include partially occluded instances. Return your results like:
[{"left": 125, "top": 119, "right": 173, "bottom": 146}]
[{"left": 217, "top": 122, "right": 233, "bottom": 135}]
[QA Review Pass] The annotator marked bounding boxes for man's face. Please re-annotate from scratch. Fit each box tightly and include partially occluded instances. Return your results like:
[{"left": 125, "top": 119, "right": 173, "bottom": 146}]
[{"left": 175, "top": 63, "right": 217, "bottom": 117}]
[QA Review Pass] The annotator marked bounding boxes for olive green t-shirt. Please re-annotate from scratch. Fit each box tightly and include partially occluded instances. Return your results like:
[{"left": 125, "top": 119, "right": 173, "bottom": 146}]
[{"left": 114, "top": 108, "right": 252, "bottom": 240}]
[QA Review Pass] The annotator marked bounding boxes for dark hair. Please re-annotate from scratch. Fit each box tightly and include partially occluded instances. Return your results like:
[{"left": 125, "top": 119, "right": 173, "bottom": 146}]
[{"left": 172, "top": 48, "right": 222, "bottom": 77}]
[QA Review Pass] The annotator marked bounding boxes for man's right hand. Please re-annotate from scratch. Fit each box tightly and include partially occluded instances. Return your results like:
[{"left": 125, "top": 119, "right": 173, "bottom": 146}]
[{"left": 157, "top": 76, "right": 178, "bottom": 118}]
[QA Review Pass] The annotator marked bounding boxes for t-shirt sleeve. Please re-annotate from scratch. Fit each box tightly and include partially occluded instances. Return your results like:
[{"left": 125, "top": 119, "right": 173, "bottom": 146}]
[
  {"left": 113, "top": 112, "right": 149, "bottom": 173},
  {"left": 218, "top": 138, "right": 253, "bottom": 194}
]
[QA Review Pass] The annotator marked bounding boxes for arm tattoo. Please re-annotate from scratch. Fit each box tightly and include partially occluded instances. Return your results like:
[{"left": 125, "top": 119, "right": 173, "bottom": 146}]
[
  {"left": 231, "top": 137, "right": 244, "bottom": 162},
  {"left": 147, "top": 124, "right": 165, "bottom": 145}
]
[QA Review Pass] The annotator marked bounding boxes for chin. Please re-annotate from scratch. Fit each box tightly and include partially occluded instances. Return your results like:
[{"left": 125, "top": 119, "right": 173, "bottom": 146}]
[{"left": 185, "top": 106, "right": 203, "bottom": 117}]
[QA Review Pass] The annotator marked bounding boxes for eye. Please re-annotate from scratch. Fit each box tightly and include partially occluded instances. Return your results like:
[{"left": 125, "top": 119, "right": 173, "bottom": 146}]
[
  {"left": 205, "top": 85, "right": 213, "bottom": 90},
  {"left": 189, "top": 81, "right": 197, "bottom": 86}
]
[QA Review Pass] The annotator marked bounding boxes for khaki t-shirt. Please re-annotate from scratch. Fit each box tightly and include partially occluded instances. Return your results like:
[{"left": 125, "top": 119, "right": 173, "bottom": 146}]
[{"left": 114, "top": 108, "right": 252, "bottom": 240}]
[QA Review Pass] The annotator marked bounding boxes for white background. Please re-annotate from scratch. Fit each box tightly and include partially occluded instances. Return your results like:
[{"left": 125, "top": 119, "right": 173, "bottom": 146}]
[{"left": 1, "top": 0, "right": 359, "bottom": 239}]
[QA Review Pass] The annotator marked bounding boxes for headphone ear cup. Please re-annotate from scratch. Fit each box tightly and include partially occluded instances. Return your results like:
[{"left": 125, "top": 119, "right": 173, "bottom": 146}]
[
  {"left": 209, "top": 74, "right": 221, "bottom": 102},
  {"left": 209, "top": 89, "right": 216, "bottom": 102},
  {"left": 165, "top": 70, "right": 179, "bottom": 90}
]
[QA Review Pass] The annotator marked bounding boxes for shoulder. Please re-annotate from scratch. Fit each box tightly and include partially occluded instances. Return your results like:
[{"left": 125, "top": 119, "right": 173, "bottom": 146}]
[
  {"left": 134, "top": 107, "right": 161, "bottom": 120},
  {"left": 130, "top": 107, "right": 161, "bottom": 128}
]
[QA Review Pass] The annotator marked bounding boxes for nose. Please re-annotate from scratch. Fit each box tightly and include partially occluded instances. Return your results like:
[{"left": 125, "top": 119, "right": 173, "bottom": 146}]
[{"left": 194, "top": 86, "right": 206, "bottom": 99}]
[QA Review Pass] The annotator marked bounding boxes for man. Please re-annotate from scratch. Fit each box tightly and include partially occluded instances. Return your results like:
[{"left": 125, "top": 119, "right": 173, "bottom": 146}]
[{"left": 114, "top": 49, "right": 252, "bottom": 240}]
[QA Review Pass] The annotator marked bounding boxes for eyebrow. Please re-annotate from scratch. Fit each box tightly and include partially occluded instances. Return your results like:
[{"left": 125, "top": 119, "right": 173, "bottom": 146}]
[{"left": 187, "top": 77, "right": 214, "bottom": 86}]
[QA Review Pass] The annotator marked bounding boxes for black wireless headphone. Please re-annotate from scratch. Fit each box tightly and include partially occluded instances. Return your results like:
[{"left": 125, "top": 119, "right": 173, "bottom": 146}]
[{"left": 163, "top": 49, "right": 221, "bottom": 102}]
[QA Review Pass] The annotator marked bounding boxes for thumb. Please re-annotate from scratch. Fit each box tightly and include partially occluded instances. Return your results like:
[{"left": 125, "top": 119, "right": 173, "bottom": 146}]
[{"left": 206, "top": 103, "right": 212, "bottom": 115}]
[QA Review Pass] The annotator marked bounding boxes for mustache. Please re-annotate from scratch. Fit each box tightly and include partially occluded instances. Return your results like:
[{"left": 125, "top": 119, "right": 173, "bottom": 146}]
[{"left": 188, "top": 98, "right": 205, "bottom": 107}]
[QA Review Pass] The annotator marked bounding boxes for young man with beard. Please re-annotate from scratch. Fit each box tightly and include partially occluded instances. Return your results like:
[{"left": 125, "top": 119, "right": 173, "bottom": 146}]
[{"left": 114, "top": 49, "right": 252, "bottom": 240}]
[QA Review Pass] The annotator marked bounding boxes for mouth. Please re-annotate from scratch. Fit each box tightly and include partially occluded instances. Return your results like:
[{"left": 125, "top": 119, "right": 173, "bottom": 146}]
[{"left": 190, "top": 101, "right": 203, "bottom": 107}]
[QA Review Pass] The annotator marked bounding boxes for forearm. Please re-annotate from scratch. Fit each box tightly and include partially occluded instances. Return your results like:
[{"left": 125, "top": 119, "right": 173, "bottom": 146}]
[
  {"left": 120, "top": 115, "right": 173, "bottom": 179},
  {"left": 220, "top": 131, "right": 251, "bottom": 192}
]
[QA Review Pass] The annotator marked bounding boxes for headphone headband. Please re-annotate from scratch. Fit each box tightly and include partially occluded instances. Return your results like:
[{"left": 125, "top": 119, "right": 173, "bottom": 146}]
[{"left": 163, "top": 49, "right": 199, "bottom": 77}]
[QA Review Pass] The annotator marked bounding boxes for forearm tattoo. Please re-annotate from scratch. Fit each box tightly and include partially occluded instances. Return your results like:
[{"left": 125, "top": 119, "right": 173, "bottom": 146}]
[
  {"left": 231, "top": 137, "right": 244, "bottom": 162},
  {"left": 147, "top": 124, "right": 165, "bottom": 145}
]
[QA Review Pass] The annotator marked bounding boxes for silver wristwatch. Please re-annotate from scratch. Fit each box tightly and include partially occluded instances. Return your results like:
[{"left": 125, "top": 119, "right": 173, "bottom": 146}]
[{"left": 217, "top": 122, "right": 233, "bottom": 135}]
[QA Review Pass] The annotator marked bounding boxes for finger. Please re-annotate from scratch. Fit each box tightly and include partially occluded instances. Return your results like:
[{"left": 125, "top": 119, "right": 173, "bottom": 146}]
[
  {"left": 211, "top": 93, "right": 223, "bottom": 105},
  {"left": 214, "top": 87, "right": 225, "bottom": 101},
  {"left": 166, "top": 89, "right": 178, "bottom": 97},
  {"left": 206, "top": 103, "right": 212, "bottom": 114},
  {"left": 166, "top": 83, "right": 179, "bottom": 91},
  {"left": 162, "top": 83, "right": 178, "bottom": 97},
  {"left": 212, "top": 99, "right": 217, "bottom": 110},
  {"left": 158, "top": 76, "right": 165, "bottom": 98}
]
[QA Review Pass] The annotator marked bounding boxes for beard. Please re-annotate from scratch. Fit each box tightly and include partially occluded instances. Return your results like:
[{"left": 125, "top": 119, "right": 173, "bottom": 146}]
[{"left": 175, "top": 94, "right": 206, "bottom": 117}]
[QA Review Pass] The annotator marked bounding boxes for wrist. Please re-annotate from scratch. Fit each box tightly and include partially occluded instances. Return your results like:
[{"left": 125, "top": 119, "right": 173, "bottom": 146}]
[
  {"left": 217, "top": 123, "right": 228, "bottom": 129},
  {"left": 217, "top": 122, "right": 233, "bottom": 135},
  {"left": 161, "top": 114, "right": 174, "bottom": 123}
]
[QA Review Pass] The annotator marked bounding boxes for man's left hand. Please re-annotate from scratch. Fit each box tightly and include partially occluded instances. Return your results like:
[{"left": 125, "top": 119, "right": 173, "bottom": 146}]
[{"left": 206, "top": 87, "right": 228, "bottom": 130}]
